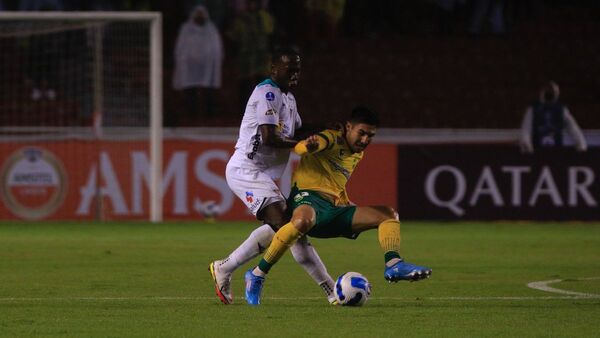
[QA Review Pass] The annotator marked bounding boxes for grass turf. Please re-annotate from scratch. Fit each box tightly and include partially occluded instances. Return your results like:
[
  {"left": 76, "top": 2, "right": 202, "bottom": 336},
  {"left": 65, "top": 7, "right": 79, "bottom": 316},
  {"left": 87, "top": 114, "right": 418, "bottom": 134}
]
[{"left": 1, "top": 221, "right": 599, "bottom": 337}]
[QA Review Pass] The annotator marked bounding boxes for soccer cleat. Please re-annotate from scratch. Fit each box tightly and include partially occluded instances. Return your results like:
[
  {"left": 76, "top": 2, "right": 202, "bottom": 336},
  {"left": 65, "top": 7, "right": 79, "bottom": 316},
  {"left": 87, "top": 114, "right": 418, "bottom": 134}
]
[
  {"left": 209, "top": 261, "right": 233, "bottom": 304},
  {"left": 384, "top": 260, "right": 432, "bottom": 282},
  {"left": 244, "top": 268, "right": 265, "bottom": 305}
]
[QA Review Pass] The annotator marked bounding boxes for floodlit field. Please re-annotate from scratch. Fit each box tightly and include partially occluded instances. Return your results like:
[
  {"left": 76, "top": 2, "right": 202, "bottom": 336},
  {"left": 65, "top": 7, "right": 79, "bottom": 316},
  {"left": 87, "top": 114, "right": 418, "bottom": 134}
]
[{"left": 1, "top": 221, "right": 599, "bottom": 337}]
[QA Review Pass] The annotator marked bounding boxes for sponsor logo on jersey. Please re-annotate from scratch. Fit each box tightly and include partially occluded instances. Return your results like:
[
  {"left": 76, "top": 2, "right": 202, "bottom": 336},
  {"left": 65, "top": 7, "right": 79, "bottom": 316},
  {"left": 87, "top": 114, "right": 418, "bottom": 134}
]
[
  {"left": 265, "top": 92, "right": 275, "bottom": 101},
  {"left": 250, "top": 197, "right": 262, "bottom": 212},
  {"left": 265, "top": 109, "right": 275, "bottom": 116},
  {"left": 247, "top": 133, "right": 261, "bottom": 160},
  {"left": 293, "top": 191, "right": 309, "bottom": 202},
  {"left": 246, "top": 191, "right": 254, "bottom": 203},
  {"left": 327, "top": 158, "right": 351, "bottom": 180},
  {"left": 0, "top": 147, "right": 67, "bottom": 220}
]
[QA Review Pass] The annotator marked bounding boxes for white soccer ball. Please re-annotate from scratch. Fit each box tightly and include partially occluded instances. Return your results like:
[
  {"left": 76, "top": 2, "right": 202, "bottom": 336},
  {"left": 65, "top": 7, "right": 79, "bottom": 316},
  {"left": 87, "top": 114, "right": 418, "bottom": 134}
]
[
  {"left": 334, "top": 272, "right": 371, "bottom": 306},
  {"left": 197, "top": 200, "right": 221, "bottom": 219}
]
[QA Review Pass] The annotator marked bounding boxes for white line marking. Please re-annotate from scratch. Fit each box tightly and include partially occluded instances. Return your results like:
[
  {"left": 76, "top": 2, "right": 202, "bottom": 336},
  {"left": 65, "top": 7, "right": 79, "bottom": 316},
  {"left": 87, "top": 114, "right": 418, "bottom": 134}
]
[
  {"left": 422, "top": 295, "right": 599, "bottom": 300},
  {"left": 0, "top": 295, "right": 598, "bottom": 302},
  {"left": 1, "top": 277, "right": 599, "bottom": 302},
  {"left": 527, "top": 277, "right": 600, "bottom": 297}
]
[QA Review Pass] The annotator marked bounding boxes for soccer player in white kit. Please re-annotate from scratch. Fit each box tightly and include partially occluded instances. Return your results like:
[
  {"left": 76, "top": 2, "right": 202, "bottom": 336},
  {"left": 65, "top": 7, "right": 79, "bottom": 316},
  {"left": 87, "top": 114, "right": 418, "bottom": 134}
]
[{"left": 209, "top": 47, "right": 336, "bottom": 304}]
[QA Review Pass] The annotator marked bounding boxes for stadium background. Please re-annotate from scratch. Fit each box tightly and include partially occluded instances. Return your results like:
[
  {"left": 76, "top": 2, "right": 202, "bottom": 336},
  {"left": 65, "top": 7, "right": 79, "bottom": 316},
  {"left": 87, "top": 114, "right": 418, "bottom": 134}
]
[
  {"left": 1, "top": 3, "right": 599, "bottom": 337},
  {"left": 1, "top": 0, "right": 599, "bottom": 221}
]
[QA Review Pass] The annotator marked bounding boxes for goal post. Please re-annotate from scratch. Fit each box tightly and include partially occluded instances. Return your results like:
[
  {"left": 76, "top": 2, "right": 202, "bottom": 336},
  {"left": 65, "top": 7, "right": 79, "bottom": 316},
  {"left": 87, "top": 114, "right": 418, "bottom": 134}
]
[{"left": 0, "top": 12, "right": 163, "bottom": 222}]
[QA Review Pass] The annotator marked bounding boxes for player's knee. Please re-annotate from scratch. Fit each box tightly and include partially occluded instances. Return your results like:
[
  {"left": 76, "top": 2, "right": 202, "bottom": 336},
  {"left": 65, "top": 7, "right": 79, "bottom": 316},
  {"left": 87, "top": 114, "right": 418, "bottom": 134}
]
[
  {"left": 291, "top": 216, "right": 313, "bottom": 234},
  {"left": 390, "top": 207, "right": 400, "bottom": 221},
  {"left": 263, "top": 214, "right": 287, "bottom": 230},
  {"left": 258, "top": 201, "right": 289, "bottom": 230},
  {"left": 379, "top": 206, "right": 399, "bottom": 222},
  {"left": 260, "top": 208, "right": 289, "bottom": 230}
]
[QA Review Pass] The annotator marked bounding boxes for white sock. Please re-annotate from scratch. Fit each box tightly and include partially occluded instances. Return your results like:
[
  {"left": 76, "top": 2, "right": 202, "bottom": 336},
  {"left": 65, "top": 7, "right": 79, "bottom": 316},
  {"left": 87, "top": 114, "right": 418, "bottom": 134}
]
[
  {"left": 217, "top": 224, "right": 275, "bottom": 274},
  {"left": 252, "top": 266, "right": 266, "bottom": 277},
  {"left": 290, "top": 236, "right": 335, "bottom": 301}
]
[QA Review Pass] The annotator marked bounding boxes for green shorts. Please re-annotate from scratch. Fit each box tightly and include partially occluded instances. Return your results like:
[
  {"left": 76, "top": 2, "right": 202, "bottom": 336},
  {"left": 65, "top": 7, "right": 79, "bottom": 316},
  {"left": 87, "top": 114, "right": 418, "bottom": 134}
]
[{"left": 287, "top": 187, "right": 358, "bottom": 239}]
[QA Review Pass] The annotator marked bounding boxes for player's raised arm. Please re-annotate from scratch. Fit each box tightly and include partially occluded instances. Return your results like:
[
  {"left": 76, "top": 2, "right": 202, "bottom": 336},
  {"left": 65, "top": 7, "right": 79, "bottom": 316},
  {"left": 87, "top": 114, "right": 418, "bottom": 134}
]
[{"left": 294, "top": 133, "right": 329, "bottom": 155}]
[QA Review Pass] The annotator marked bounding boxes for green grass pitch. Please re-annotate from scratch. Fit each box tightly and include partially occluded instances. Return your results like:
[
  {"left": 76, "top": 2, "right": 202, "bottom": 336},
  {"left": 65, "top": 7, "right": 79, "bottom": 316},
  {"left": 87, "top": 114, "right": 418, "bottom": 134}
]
[{"left": 1, "top": 221, "right": 599, "bottom": 337}]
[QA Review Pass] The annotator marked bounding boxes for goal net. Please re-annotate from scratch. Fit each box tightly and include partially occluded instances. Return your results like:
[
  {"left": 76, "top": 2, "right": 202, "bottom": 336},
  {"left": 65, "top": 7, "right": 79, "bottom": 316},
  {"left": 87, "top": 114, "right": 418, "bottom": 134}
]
[{"left": 0, "top": 12, "right": 163, "bottom": 222}]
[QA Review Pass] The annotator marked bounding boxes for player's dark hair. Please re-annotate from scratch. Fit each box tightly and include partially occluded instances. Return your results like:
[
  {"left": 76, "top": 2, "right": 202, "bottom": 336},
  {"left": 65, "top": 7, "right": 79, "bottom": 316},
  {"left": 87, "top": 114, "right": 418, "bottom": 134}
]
[
  {"left": 349, "top": 105, "right": 379, "bottom": 127},
  {"left": 271, "top": 46, "right": 300, "bottom": 64}
]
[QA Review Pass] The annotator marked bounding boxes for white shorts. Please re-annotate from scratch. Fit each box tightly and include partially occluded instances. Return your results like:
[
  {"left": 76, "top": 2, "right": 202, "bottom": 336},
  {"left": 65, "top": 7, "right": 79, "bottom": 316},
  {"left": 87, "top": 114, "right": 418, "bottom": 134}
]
[{"left": 225, "top": 164, "right": 285, "bottom": 217}]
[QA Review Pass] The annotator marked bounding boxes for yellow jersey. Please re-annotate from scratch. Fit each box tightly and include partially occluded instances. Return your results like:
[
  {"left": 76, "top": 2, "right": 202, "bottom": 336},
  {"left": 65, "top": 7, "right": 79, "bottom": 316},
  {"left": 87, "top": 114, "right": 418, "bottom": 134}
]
[{"left": 293, "top": 129, "right": 363, "bottom": 205}]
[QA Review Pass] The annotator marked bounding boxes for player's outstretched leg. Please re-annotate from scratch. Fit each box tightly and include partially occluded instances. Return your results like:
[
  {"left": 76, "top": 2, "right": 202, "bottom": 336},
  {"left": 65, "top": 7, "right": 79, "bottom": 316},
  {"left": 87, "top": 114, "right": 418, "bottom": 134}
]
[
  {"left": 209, "top": 261, "right": 233, "bottom": 304},
  {"left": 244, "top": 268, "right": 265, "bottom": 305},
  {"left": 384, "top": 260, "right": 432, "bottom": 282},
  {"left": 378, "top": 218, "right": 431, "bottom": 282}
]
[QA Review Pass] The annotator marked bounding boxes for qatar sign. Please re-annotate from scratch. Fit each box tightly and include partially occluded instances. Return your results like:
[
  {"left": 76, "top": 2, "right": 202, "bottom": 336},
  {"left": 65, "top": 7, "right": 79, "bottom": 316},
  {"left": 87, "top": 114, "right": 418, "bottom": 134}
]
[{"left": 397, "top": 145, "right": 599, "bottom": 220}]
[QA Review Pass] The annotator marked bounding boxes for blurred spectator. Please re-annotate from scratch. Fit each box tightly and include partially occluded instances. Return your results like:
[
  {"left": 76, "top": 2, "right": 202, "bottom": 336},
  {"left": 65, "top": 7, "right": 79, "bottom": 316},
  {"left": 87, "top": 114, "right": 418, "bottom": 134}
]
[
  {"left": 172, "top": 5, "right": 224, "bottom": 123},
  {"left": 227, "top": 0, "right": 274, "bottom": 112},
  {"left": 305, "top": 0, "right": 346, "bottom": 51},
  {"left": 520, "top": 81, "right": 587, "bottom": 153},
  {"left": 188, "top": 0, "right": 229, "bottom": 31},
  {"left": 468, "top": 0, "right": 506, "bottom": 35}
]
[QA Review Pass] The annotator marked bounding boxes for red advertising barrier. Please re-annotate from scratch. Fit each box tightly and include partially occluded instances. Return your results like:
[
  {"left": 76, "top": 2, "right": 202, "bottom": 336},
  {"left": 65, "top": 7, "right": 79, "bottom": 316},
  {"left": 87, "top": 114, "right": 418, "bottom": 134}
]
[
  {"left": 0, "top": 141, "right": 397, "bottom": 221},
  {"left": 397, "top": 145, "right": 599, "bottom": 220}
]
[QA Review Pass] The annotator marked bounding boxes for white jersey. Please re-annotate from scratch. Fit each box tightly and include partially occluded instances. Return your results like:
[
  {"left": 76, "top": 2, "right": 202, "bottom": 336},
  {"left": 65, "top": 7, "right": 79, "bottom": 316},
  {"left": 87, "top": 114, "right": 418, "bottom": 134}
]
[{"left": 228, "top": 79, "right": 302, "bottom": 179}]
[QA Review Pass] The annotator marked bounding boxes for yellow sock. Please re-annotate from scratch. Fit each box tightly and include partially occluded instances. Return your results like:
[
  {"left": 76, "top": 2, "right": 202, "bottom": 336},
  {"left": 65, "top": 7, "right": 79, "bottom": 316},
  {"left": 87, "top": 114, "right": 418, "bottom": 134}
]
[
  {"left": 260, "top": 222, "right": 303, "bottom": 272},
  {"left": 378, "top": 219, "right": 401, "bottom": 255}
]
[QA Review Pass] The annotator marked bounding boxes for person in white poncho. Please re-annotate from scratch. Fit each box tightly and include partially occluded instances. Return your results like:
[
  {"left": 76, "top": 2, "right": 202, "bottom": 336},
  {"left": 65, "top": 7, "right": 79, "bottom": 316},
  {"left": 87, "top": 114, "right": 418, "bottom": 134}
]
[{"left": 173, "top": 5, "right": 224, "bottom": 121}]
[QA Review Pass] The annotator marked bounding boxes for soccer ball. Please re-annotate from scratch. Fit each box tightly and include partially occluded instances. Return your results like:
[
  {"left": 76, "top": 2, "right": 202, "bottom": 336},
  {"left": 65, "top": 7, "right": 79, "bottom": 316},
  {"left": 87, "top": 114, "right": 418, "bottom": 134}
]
[
  {"left": 334, "top": 272, "right": 371, "bottom": 306},
  {"left": 195, "top": 200, "right": 222, "bottom": 220}
]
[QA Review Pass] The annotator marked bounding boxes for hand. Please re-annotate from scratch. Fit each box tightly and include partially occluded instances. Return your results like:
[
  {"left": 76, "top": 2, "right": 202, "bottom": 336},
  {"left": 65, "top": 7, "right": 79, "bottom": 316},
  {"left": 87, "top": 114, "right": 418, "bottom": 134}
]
[{"left": 304, "top": 135, "right": 320, "bottom": 153}]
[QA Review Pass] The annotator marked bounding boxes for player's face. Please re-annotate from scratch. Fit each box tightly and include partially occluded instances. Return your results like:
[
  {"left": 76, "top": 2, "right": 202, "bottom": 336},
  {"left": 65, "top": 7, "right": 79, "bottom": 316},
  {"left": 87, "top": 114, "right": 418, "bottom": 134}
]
[
  {"left": 345, "top": 122, "right": 376, "bottom": 153},
  {"left": 273, "top": 55, "right": 301, "bottom": 90}
]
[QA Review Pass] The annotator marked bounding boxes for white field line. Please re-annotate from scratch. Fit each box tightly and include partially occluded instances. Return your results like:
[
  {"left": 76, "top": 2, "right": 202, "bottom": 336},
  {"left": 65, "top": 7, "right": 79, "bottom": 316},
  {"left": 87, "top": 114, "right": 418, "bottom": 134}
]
[
  {"left": 1, "top": 277, "right": 598, "bottom": 302},
  {"left": 0, "top": 295, "right": 598, "bottom": 302},
  {"left": 526, "top": 277, "right": 600, "bottom": 298}
]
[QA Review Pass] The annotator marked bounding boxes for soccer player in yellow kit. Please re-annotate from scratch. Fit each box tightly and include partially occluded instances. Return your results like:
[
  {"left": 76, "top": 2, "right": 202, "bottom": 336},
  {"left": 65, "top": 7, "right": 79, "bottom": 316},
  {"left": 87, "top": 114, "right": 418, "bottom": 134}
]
[{"left": 244, "top": 106, "right": 432, "bottom": 305}]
